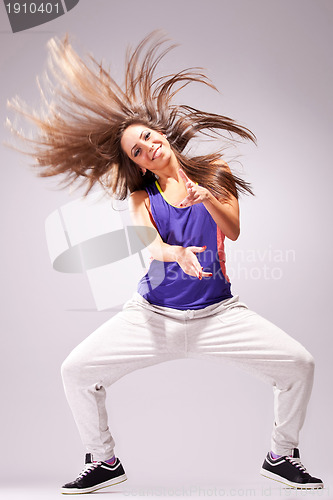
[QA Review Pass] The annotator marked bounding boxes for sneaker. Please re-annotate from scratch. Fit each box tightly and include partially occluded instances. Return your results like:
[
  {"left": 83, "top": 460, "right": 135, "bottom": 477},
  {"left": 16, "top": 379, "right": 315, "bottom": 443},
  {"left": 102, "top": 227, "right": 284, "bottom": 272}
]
[
  {"left": 260, "top": 448, "right": 323, "bottom": 489},
  {"left": 61, "top": 453, "right": 127, "bottom": 494}
]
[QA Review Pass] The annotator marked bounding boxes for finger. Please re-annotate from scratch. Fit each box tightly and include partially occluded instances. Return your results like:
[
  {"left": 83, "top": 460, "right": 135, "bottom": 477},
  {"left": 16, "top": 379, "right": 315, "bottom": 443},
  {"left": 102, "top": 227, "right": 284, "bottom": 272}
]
[
  {"left": 178, "top": 169, "right": 192, "bottom": 183},
  {"left": 190, "top": 192, "right": 200, "bottom": 202},
  {"left": 186, "top": 181, "right": 195, "bottom": 192},
  {"left": 192, "top": 265, "right": 202, "bottom": 280},
  {"left": 185, "top": 262, "right": 201, "bottom": 279},
  {"left": 199, "top": 265, "right": 213, "bottom": 279},
  {"left": 179, "top": 189, "right": 203, "bottom": 206},
  {"left": 178, "top": 195, "right": 194, "bottom": 207},
  {"left": 196, "top": 269, "right": 213, "bottom": 280},
  {"left": 187, "top": 245, "right": 207, "bottom": 253},
  {"left": 179, "top": 170, "right": 196, "bottom": 192},
  {"left": 201, "top": 271, "right": 213, "bottom": 278}
]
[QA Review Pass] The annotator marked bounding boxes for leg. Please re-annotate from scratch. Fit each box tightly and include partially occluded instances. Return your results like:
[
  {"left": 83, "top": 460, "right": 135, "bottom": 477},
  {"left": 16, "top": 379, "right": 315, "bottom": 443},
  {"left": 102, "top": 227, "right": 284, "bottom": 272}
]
[
  {"left": 186, "top": 297, "right": 314, "bottom": 455},
  {"left": 61, "top": 294, "right": 186, "bottom": 461}
]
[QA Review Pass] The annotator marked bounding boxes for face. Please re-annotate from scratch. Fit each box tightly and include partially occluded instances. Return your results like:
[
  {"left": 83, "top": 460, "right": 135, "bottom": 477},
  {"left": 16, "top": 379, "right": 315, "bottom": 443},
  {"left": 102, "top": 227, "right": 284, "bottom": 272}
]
[{"left": 120, "top": 124, "right": 172, "bottom": 172}]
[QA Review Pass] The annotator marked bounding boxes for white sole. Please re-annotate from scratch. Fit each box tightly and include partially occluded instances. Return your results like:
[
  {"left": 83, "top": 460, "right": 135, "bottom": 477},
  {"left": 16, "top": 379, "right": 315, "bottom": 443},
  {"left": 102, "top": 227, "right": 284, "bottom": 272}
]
[
  {"left": 61, "top": 474, "right": 127, "bottom": 494},
  {"left": 260, "top": 469, "right": 323, "bottom": 489}
]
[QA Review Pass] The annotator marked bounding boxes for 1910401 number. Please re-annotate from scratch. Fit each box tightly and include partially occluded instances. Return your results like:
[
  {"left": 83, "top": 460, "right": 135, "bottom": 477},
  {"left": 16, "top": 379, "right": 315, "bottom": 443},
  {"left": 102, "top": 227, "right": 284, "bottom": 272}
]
[{"left": 6, "top": 2, "right": 60, "bottom": 14}]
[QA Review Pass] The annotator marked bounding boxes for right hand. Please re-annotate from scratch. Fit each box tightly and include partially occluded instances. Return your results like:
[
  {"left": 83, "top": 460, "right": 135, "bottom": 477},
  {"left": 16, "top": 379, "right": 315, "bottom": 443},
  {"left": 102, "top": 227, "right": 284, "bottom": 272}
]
[{"left": 176, "top": 246, "right": 213, "bottom": 280}]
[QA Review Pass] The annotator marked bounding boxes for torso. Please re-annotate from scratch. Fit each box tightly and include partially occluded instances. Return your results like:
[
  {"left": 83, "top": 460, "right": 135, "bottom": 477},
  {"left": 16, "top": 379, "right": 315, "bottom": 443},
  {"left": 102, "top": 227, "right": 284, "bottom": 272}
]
[
  {"left": 137, "top": 180, "right": 232, "bottom": 310},
  {"left": 144, "top": 179, "right": 188, "bottom": 216},
  {"left": 156, "top": 178, "right": 188, "bottom": 206}
]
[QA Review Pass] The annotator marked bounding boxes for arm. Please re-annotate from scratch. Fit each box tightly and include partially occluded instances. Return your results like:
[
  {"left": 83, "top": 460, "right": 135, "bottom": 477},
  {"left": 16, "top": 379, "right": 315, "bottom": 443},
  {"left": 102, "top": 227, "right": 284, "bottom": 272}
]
[
  {"left": 129, "top": 190, "right": 212, "bottom": 279},
  {"left": 203, "top": 191, "right": 240, "bottom": 241},
  {"left": 178, "top": 166, "right": 240, "bottom": 241}
]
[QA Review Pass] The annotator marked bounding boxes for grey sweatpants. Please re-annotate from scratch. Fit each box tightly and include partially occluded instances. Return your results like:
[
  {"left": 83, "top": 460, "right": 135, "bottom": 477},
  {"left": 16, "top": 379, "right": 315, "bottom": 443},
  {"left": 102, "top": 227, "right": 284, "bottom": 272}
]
[{"left": 61, "top": 293, "right": 314, "bottom": 461}]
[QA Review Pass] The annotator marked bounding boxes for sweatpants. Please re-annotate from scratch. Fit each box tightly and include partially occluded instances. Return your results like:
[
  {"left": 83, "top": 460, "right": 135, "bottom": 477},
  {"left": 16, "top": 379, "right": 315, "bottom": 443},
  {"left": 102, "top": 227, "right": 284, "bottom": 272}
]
[{"left": 61, "top": 293, "right": 314, "bottom": 461}]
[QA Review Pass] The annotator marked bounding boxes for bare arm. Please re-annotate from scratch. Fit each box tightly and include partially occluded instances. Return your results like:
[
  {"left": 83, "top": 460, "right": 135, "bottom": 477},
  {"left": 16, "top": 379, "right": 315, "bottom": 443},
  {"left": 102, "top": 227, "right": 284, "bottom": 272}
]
[
  {"left": 203, "top": 192, "right": 240, "bottom": 241},
  {"left": 129, "top": 190, "right": 212, "bottom": 279}
]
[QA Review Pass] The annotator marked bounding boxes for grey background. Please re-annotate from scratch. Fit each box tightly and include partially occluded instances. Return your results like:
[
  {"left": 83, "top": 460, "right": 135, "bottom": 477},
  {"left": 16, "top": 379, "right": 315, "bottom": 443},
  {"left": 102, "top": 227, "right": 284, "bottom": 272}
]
[{"left": 1, "top": 0, "right": 332, "bottom": 492}]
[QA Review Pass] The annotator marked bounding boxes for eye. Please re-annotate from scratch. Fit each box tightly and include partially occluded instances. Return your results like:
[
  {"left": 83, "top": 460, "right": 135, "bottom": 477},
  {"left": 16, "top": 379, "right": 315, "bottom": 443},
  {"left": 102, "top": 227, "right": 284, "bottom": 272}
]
[
  {"left": 144, "top": 131, "right": 151, "bottom": 140},
  {"left": 133, "top": 148, "right": 140, "bottom": 158}
]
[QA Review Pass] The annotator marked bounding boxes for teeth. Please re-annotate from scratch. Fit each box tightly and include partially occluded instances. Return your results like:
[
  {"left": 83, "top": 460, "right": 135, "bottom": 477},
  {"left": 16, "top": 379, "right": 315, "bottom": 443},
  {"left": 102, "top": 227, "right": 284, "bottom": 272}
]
[{"left": 153, "top": 145, "right": 161, "bottom": 159}]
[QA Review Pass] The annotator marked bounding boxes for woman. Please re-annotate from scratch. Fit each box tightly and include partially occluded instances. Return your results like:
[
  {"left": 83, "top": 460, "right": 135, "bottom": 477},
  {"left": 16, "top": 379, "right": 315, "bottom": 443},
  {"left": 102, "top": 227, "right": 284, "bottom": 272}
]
[{"left": 9, "top": 32, "right": 323, "bottom": 493}]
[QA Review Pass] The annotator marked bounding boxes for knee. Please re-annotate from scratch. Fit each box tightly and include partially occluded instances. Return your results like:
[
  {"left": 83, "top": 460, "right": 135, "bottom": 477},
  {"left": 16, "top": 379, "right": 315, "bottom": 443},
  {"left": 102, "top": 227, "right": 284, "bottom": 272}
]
[
  {"left": 60, "top": 355, "right": 72, "bottom": 383},
  {"left": 61, "top": 352, "right": 85, "bottom": 384},
  {"left": 294, "top": 349, "right": 315, "bottom": 380}
]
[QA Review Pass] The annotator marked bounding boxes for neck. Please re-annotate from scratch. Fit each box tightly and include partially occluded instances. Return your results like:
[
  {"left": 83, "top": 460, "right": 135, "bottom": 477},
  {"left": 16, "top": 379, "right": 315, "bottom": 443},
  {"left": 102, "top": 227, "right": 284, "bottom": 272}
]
[{"left": 154, "top": 150, "right": 181, "bottom": 187}]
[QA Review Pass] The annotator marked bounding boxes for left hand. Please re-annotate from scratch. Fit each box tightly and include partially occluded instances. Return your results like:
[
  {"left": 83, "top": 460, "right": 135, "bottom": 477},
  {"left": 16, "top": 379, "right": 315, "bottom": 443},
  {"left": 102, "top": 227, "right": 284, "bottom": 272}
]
[{"left": 178, "top": 169, "right": 210, "bottom": 207}]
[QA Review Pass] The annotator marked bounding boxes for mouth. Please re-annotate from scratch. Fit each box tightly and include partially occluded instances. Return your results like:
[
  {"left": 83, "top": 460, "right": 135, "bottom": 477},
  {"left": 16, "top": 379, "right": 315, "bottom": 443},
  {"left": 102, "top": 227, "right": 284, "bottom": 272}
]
[{"left": 152, "top": 145, "right": 162, "bottom": 160}]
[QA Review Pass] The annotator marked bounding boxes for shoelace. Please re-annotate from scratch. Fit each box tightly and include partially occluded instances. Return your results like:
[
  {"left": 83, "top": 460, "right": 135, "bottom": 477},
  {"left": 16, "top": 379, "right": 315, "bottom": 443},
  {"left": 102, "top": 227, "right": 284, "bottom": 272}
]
[
  {"left": 286, "top": 456, "right": 308, "bottom": 474},
  {"left": 77, "top": 461, "right": 101, "bottom": 480}
]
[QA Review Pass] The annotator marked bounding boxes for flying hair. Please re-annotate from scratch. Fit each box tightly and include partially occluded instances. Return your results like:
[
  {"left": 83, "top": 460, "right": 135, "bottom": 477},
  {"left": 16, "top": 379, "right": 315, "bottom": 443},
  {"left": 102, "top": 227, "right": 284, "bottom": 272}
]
[{"left": 7, "top": 31, "right": 256, "bottom": 200}]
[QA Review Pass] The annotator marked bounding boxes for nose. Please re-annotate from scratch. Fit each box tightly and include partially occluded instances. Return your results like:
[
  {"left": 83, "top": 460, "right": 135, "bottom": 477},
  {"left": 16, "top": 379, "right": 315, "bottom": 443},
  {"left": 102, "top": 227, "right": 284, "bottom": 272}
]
[
  {"left": 143, "top": 141, "right": 154, "bottom": 154},
  {"left": 139, "top": 138, "right": 155, "bottom": 156}
]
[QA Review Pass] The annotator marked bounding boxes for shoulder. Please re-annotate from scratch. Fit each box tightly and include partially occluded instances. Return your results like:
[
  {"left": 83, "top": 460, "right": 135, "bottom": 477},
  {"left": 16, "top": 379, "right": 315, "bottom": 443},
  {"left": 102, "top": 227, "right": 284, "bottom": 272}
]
[
  {"left": 130, "top": 190, "right": 148, "bottom": 202},
  {"left": 129, "top": 189, "right": 151, "bottom": 212}
]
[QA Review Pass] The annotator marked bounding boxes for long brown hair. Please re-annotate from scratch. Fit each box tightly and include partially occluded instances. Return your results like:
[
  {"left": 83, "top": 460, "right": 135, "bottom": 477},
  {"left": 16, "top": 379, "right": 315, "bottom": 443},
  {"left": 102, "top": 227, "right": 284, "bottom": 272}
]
[{"left": 8, "top": 32, "right": 256, "bottom": 200}]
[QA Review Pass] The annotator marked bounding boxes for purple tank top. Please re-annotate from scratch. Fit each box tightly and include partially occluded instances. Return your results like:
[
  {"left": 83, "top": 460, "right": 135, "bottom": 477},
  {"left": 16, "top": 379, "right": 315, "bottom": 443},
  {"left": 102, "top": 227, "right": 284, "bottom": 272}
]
[{"left": 137, "top": 180, "right": 232, "bottom": 309}]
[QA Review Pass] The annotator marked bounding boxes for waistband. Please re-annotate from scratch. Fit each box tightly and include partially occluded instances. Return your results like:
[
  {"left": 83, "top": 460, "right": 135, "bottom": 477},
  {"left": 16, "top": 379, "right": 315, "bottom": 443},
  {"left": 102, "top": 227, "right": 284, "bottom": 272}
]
[{"left": 129, "top": 292, "right": 245, "bottom": 320}]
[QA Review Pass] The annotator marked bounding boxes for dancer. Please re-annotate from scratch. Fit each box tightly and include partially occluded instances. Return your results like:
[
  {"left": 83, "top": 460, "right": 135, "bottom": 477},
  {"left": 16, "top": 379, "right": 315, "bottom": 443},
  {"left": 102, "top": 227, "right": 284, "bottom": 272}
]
[{"left": 9, "top": 33, "right": 323, "bottom": 493}]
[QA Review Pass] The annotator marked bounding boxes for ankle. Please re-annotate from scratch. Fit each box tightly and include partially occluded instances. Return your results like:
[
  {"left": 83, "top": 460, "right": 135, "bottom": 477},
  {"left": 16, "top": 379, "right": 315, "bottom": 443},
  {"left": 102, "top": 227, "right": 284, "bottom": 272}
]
[{"left": 270, "top": 451, "right": 282, "bottom": 459}]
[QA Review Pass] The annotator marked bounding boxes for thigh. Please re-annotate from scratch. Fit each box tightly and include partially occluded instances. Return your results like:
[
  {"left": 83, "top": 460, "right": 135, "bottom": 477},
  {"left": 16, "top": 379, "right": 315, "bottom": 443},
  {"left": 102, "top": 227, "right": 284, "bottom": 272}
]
[
  {"left": 187, "top": 304, "right": 312, "bottom": 380},
  {"left": 63, "top": 296, "right": 184, "bottom": 381}
]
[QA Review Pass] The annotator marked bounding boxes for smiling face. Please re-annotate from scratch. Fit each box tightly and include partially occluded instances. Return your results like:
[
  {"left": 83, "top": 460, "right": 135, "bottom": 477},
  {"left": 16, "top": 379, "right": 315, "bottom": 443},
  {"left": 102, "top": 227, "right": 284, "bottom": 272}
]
[{"left": 120, "top": 124, "right": 172, "bottom": 173}]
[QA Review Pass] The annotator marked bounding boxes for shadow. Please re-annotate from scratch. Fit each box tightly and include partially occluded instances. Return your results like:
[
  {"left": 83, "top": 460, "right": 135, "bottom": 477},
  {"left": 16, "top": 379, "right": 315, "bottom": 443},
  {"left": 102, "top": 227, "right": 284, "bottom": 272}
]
[{"left": 66, "top": 308, "right": 123, "bottom": 313}]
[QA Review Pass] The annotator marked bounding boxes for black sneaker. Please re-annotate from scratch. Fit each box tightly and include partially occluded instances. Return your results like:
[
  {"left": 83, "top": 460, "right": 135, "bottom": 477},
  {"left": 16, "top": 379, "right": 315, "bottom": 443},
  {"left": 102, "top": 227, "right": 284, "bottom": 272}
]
[
  {"left": 61, "top": 453, "right": 127, "bottom": 494},
  {"left": 260, "top": 449, "right": 323, "bottom": 489}
]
